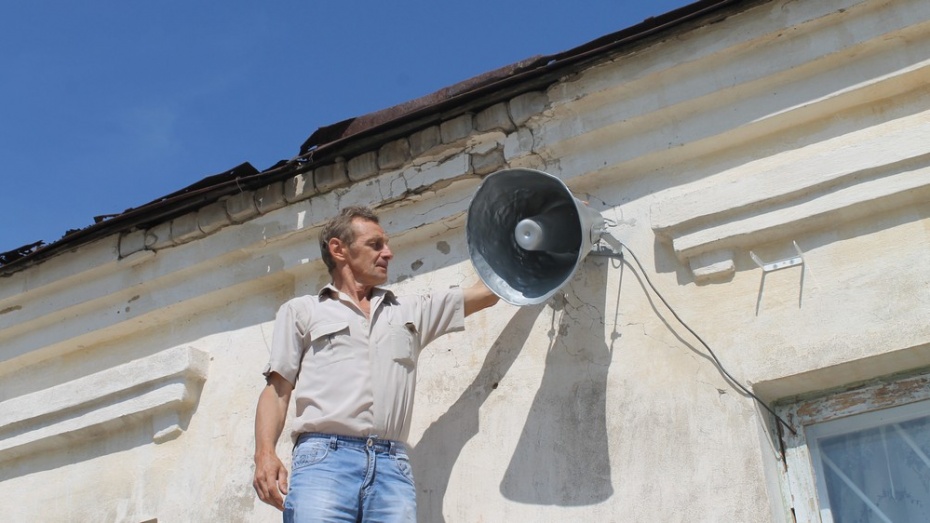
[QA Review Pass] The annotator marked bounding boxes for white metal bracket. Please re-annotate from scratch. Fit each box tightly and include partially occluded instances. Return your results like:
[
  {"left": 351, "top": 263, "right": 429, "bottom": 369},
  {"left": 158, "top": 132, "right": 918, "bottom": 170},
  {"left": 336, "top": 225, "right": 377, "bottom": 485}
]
[{"left": 750, "top": 241, "right": 804, "bottom": 273}]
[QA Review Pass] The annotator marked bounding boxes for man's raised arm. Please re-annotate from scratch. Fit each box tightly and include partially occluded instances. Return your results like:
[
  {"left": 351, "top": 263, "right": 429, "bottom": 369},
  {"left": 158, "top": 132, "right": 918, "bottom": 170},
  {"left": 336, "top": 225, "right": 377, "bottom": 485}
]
[{"left": 463, "top": 280, "right": 500, "bottom": 317}]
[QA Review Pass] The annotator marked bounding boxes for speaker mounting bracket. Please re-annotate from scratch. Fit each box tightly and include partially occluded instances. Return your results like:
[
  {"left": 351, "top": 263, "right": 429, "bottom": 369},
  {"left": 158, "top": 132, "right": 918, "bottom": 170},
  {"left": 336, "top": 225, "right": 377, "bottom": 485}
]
[
  {"left": 588, "top": 232, "right": 625, "bottom": 259},
  {"left": 589, "top": 244, "right": 624, "bottom": 259}
]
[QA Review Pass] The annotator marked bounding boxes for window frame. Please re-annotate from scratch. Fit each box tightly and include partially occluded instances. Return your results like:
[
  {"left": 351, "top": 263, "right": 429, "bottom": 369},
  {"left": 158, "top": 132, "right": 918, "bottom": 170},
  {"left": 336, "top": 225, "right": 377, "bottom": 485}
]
[{"left": 777, "top": 371, "right": 930, "bottom": 523}]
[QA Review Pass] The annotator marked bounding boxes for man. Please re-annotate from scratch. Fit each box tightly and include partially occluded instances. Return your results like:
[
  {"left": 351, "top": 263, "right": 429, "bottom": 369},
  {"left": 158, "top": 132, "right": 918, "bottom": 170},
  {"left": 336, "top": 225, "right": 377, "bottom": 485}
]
[{"left": 253, "top": 205, "right": 499, "bottom": 522}]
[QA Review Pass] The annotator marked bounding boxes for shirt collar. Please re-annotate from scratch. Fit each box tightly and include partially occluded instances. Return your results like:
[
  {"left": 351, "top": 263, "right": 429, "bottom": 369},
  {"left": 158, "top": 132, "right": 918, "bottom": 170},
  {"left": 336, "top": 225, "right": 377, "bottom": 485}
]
[{"left": 319, "top": 283, "right": 395, "bottom": 302}]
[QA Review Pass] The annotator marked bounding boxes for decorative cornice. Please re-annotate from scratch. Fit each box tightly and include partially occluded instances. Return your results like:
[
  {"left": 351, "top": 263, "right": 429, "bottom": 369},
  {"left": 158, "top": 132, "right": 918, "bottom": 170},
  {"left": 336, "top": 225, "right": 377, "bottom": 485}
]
[
  {"left": 0, "top": 346, "right": 209, "bottom": 462},
  {"left": 652, "top": 111, "right": 930, "bottom": 282}
]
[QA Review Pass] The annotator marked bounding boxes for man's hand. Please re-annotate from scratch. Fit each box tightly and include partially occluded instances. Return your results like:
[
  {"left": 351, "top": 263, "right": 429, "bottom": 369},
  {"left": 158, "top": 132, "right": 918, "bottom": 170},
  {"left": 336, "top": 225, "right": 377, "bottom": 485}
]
[{"left": 253, "top": 450, "right": 289, "bottom": 511}]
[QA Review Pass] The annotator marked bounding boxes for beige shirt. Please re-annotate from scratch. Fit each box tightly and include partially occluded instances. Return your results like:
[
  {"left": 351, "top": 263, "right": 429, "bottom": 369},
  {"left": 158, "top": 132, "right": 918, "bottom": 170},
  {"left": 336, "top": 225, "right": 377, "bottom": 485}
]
[{"left": 264, "top": 284, "right": 465, "bottom": 444}]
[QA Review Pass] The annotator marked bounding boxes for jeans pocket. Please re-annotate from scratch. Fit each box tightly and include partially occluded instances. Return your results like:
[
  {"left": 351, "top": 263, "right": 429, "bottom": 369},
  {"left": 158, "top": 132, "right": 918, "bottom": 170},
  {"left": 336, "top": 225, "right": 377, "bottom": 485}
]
[
  {"left": 291, "top": 440, "right": 330, "bottom": 471},
  {"left": 392, "top": 453, "right": 416, "bottom": 485}
]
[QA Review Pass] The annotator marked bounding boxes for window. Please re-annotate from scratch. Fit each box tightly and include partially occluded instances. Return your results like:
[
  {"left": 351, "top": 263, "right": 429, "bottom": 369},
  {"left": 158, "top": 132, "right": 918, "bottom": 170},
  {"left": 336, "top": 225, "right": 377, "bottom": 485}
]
[
  {"left": 808, "top": 401, "right": 930, "bottom": 522},
  {"left": 778, "top": 372, "right": 930, "bottom": 523}
]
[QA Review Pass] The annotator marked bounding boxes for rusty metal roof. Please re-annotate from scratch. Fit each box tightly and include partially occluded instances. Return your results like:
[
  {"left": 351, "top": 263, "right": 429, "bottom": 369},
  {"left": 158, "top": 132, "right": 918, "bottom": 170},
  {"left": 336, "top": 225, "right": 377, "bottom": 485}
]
[{"left": 0, "top": 0, "right": 755, "bottom": 276}]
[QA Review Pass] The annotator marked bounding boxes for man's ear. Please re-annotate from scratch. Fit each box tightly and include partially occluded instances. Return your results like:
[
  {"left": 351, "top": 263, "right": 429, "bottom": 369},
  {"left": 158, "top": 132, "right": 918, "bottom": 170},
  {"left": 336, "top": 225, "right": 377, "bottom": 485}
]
[{"left": 328, "top": 237, "right": 347, "bottom": 264}]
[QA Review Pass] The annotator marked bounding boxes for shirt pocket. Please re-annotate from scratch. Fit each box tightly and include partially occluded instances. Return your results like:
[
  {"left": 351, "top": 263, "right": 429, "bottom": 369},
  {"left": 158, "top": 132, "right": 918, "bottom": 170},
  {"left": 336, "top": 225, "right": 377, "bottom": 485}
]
[
  {"left": 390, "top": 321, "right": 419, "bottom": 368},
  {"left": 308, "top": 322, "right": 350, "bottom": 368}
]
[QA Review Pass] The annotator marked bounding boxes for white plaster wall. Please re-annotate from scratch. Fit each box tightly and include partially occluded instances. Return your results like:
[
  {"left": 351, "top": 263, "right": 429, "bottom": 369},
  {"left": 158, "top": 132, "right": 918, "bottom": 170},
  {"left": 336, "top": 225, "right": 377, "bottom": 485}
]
[{"left": 1, "top": 0, "right": 929, "bottom": 521}]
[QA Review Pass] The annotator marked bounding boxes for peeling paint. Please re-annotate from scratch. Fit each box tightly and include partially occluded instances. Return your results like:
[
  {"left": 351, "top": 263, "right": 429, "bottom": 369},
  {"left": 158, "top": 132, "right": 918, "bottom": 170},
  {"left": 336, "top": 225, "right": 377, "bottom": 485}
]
[
  {"left": 794, "top": 374, "right": 930, "bottom": 423},
  {"left": 0, "top": 305, "right": 22, "bottom": 315},
  {"left": 549, "top": 293, "right": 567, "bottom": 311},
  {"left": 4, "top": 2, "right": 930, "bottom": 521}
]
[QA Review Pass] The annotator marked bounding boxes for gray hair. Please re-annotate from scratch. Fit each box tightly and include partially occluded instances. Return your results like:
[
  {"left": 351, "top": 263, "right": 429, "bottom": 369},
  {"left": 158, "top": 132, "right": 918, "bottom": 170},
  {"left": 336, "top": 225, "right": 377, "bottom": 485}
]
[{"left": 319, "top": 206, "right": 380, "bottom": 273}]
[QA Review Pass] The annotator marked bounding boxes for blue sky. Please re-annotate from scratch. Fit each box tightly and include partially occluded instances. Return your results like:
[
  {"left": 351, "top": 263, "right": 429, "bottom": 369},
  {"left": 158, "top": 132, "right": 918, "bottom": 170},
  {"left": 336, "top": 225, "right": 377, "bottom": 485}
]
[{"left": 0, "top": 0, "right": 693, "bottom": 253}]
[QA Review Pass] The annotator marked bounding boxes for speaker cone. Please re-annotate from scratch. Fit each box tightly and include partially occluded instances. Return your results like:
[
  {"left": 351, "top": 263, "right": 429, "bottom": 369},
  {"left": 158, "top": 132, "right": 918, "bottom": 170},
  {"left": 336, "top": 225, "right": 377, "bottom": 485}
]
[{"left": 466, "top": 169, "right": 605, "bottom": 306}]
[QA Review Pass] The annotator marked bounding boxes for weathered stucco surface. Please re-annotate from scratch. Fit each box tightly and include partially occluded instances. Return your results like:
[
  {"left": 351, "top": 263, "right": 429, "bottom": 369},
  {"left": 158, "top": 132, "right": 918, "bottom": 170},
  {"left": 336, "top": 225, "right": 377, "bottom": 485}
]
[{"left": 1, "top": 0, "right": 929, "bottom": 521}]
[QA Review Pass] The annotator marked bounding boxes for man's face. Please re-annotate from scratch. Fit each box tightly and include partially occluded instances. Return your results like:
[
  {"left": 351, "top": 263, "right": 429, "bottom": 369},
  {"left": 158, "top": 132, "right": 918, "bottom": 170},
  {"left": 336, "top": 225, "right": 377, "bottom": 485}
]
[{"left": 344, "top": 218, "right": 393, "bottom": 286}]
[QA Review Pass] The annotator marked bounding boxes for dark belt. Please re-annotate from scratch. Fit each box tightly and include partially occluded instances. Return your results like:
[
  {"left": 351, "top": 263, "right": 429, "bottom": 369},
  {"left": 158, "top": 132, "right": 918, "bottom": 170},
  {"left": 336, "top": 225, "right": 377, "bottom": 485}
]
[{"left": 296, "top": 432, "right": 406, "bottom": 455}]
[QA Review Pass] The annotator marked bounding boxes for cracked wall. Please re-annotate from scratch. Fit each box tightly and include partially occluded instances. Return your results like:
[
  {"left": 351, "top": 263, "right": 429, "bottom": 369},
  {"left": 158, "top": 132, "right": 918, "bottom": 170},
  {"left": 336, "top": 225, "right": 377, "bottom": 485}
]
[{"left": 2, "top": 0, "right": 930, "bottom": 521}]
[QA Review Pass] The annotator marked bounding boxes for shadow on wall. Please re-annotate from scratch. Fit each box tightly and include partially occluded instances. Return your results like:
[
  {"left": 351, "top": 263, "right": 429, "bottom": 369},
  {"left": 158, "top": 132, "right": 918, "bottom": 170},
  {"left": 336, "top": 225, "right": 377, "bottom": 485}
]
[
  {"left": 500, "top": 257, "right": 613, "bottom": 505},
  {"left": 413, "top": 304, "right": 545, "bottom": 522},
  {"left": 413, "top": 258, "right": 614, "bottom": 522}
]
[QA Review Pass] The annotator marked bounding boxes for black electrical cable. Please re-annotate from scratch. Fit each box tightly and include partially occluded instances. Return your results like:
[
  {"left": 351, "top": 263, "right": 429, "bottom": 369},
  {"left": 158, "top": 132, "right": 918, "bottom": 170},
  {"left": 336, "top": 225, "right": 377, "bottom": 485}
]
[{"left": 615, "top": 240, "right": 797, "bottom": 436}]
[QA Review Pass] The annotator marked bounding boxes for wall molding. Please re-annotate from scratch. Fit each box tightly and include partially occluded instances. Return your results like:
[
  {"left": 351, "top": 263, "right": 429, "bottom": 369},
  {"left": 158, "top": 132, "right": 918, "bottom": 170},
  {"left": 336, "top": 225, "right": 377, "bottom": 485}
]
[
  {"left": 651, "top": 111, "right": 930, "bottom": 282},
  {"left": 0, "top": 346, "right": 209, "bottom": 462}
]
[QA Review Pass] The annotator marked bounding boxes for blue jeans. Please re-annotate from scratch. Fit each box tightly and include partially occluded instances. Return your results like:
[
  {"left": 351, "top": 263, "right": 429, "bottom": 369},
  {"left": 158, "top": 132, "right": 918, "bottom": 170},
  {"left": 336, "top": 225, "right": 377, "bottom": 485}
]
[{"left": 284, "top": 433, "right": 417, "bottom": 523}]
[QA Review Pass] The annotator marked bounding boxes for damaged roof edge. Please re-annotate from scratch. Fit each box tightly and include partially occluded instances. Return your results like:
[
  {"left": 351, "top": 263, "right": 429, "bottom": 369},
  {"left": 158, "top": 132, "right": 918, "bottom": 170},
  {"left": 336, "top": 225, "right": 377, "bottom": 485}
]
[
  {"left": 298, "top": 0, "right": 752, "bottom": 159},
  {"left": 0, "top": 0, "right": 756, "bottom": 277}
]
